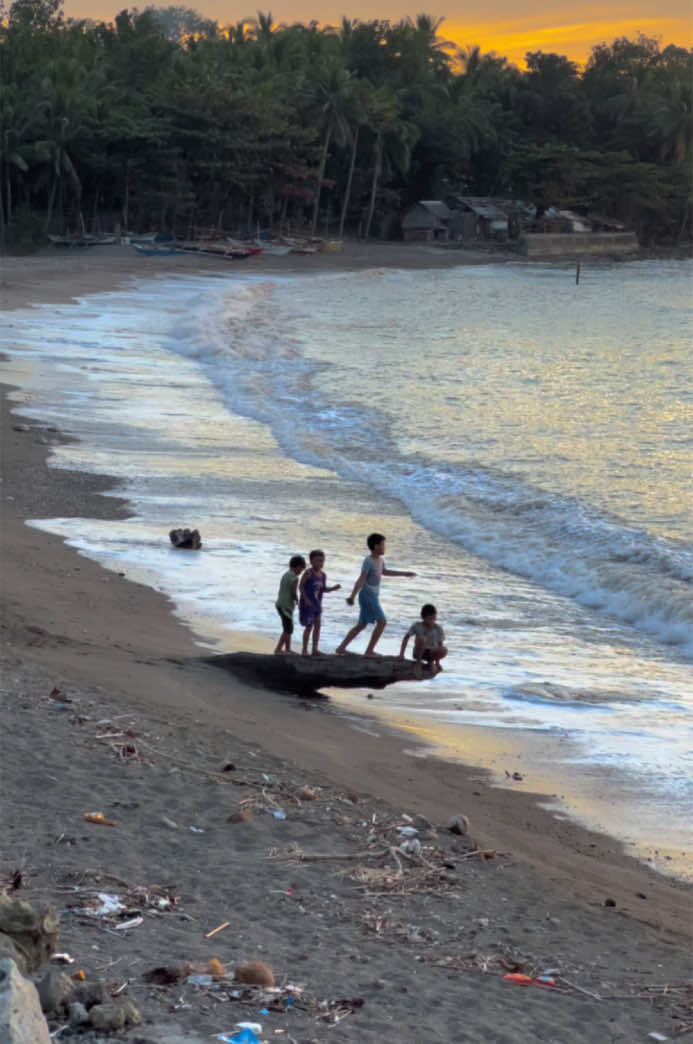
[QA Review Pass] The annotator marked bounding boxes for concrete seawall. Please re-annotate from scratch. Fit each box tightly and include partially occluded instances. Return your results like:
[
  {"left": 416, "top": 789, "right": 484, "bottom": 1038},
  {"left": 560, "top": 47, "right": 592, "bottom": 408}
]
[{"left": 520, "top": 232, "right": 639, "bottom": 257}]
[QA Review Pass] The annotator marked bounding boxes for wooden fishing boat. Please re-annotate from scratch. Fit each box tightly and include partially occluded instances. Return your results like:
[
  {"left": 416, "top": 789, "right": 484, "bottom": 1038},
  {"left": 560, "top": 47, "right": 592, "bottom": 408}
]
[{"left": 132, "top": 242, "right": 180, "bottom": 256}]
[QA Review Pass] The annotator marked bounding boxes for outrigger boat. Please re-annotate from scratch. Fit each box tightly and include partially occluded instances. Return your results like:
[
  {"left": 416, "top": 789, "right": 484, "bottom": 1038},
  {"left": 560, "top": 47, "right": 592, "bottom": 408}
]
[{"left": 132, "top": 242, "right": 180, "bottom": 256}]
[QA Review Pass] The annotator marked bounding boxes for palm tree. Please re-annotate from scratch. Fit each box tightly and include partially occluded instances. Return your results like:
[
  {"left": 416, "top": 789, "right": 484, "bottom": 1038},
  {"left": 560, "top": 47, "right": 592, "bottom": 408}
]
[
  {"left": 38, "top": 53, "right": 97, "bottom": 232},
  {"left": 309, "top": 57, "right": 353, "bottom": 233},
  {"left": 363, "top": 85, "right": 418, "bottom": 238}
]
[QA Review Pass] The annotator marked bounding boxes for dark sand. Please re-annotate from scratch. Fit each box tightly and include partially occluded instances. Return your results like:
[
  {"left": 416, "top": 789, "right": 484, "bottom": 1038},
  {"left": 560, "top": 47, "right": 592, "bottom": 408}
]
[{"left": 0, "top": 246, "right": 691, "bottom": 1042}]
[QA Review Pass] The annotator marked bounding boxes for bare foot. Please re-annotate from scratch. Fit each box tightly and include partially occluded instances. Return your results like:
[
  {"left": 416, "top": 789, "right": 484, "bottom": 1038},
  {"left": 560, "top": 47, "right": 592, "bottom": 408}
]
[{"left": 335, "top": 646, "right": 346, "bottom": 655}]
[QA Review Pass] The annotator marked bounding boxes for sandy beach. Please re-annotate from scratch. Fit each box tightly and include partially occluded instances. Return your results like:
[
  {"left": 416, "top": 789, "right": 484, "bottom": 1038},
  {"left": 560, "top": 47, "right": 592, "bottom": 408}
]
[{"left": 1, "top": 244, "right": 691, "bottom": 1043}]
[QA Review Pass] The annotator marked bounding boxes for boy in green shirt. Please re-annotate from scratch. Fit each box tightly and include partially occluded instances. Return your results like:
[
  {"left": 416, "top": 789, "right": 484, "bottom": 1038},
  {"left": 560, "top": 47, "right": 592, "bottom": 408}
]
[{"left": 274, "top": 555, "right": 307, "bottom": 654}]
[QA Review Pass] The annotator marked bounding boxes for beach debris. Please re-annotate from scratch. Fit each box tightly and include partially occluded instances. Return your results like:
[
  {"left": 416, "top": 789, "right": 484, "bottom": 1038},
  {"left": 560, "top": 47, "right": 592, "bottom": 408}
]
[
  {"left": 504, "top": 973, "right": 557, "bottom": 989},
  {"left": 647, "top": 1033, "right": 669, "bottom": 1041},
  {"left": 113, "top": 915, "right": 143, "bottom": 931},
  {"left": 221, "top": 762, "right": 237, "bottom": 772},
  {"left": 604, "top": 898, "right": 616, "bottom": 907},
  {"left": 186, "top": 974, "right": 215, "bottom": 987},
  {"left": 205, "top": 922, "right": 230, "bottom": 940},
  {"left": 317, "top": 996, "right": 364, "bottom": 1025},
  {"left": 83, "top": 812, "right": 116, "bottom": 827},
  {"left": 4, "top": 870, "right": 22, "bottom": 893},
  {"left": 397, "top": 826, "right": 418, "bottom": 838},
  {"left": 48, "top": 687, "right": 72, "bottom": 704},
  {"left": 228, "top": 810, "right": 254, "bottom": 824},
  {"left": 89, "top": 999, "right": 140, "bottom": 1032},
  {"left": 50, "top": 954, "right": 74, "bottom": 965},
  {"left": 234, "top": 961, "right": 275, "bottom": 987},
  {"left": 0, "top": 957, "right": 52, "bottom": 1044},
  {"left": 162, "top": 816, "right": 178, "bottom": 829},
  {"left": 169, "top": 528, "right": 202, "bottom": 550},
  {"left": 505, "top": 770, "right": 524, "bottom": 781},
  {"left": 216, "top": 1029, "right": 260, "bottom": 1044},
  {"left": 447, "top": 814, "right": 470, "bottom": 835},
  {"left": 298, "top": 786, "right": 317, "bottom": 801},
  {"left": 143, "top": 964, "right": 191, "bottom": 986},
  {"left": 410, "top": 814, "right": 436, "bottom": 837},
  {"left": 207, "top": 958, "right": 228, "bottom": 978},
  {"left": 77, "top": 894, "right": 125, "bottom": 918},
  {"left": 399, "top": 839, "right": 422, "bottom": 856}
]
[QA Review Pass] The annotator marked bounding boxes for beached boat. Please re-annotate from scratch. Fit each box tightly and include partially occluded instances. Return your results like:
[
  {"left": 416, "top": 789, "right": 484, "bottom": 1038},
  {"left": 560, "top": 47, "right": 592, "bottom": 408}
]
[
  {"left": 48, "top": 234, "right": 116, "bottom": 247},
  {"left": 178, "top": 240, "right": 254, "bottom": 260},
  {"left": 132, "top": 242, "right": 180, "bottom": 256},
  {"left": 319, "top": 239, "right": 343, "bottom": 254},
  {"left": 255, "top": 240, "right": 293, "bottom": 256}
]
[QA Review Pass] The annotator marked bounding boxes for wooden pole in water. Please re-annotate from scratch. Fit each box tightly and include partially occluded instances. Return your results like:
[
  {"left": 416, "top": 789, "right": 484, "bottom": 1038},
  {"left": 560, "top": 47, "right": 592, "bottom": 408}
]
[{"left": 575, "top": 260, "right": 581, "bottom": 284}]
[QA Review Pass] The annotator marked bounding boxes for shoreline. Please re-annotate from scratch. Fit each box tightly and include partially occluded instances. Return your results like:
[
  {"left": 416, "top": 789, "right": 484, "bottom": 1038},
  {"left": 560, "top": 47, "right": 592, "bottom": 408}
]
[
  {"left": 2, "top": 250, "right": 692, "bottom": 1040},
  {"left": 4, "top": 244, "right": 691, "bottom": 882},
  {"left": 2, "top": 249, "right": 691, "bottom": 910},
  {"left": 3, "top": 387, "right": 692, "bottom": 928}
]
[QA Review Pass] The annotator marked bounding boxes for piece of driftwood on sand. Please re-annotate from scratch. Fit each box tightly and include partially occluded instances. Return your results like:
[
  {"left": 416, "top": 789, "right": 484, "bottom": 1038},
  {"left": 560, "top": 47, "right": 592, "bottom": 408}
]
[{"left": 205, "top": 651, "right": 434, "bottom": 697}]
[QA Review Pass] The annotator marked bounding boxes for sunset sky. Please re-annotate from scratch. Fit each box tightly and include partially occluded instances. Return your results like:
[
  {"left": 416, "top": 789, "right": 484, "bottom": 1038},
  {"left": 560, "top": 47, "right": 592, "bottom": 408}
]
[{"left": 62, "top": 0, "right": 692, "bottom": 67}]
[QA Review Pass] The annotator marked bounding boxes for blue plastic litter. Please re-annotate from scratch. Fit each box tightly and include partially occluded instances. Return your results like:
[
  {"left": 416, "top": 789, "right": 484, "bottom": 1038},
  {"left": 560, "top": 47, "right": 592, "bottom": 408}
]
[{"left": 216, "top": 1030, "right": 260, "bottom": 1044}]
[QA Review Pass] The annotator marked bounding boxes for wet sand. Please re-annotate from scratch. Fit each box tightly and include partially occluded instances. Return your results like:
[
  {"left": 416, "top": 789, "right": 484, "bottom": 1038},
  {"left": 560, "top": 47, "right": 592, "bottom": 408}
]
[{"left": 1, "top": 245, "right": 691, "bottom": 1042}]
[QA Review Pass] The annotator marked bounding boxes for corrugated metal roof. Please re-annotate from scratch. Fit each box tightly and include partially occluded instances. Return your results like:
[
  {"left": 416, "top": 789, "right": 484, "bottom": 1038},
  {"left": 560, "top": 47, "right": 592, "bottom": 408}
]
[
  {"left": 402, "top": 201, "right": 451, "bottom": 229},
  {"left": 419, "top": 201, "right": 451, "bottom": 219}
]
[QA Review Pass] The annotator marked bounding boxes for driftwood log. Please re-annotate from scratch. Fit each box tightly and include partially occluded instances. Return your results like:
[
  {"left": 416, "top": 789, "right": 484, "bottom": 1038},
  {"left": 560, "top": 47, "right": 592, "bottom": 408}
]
[
  {"left": 169, "top": 528, "right": 202, "bottom": 550},
  {"left": 205, "top": 651, "right": 433, "bottom": 697}
]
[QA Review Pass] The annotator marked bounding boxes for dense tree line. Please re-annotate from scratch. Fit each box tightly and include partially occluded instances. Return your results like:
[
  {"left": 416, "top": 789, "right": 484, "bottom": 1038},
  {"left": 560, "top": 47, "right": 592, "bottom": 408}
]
[{"left": 1, "top": 0, "right": 691, "bottom": 247}]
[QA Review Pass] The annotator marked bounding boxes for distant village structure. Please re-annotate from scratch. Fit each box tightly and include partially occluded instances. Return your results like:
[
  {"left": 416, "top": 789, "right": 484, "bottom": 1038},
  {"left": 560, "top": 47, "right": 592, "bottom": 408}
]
[{"left": 400, "top": 198, "right": 639, "bottom": 256}]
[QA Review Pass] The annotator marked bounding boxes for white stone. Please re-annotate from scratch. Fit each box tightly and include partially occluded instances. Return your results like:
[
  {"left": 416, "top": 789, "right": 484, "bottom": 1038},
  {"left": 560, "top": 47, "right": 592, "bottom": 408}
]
[{"left": 0, "top": 958, "right": 51, "bottom": 1044}]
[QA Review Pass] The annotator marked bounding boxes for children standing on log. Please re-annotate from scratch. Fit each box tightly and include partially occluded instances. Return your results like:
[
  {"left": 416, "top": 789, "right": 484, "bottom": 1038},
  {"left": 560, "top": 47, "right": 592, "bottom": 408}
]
[
  {"left": 336, "top": 533, "right": 416, "bottom": 657},
  {"left": 399, "top": 603, "right": 447, "bottom": 678},
  {"left": 299, "top": 550, "right": 341, "bottom": 656},
  {"left": 274, "top": 555, "right": 306, "bottom": 655}
]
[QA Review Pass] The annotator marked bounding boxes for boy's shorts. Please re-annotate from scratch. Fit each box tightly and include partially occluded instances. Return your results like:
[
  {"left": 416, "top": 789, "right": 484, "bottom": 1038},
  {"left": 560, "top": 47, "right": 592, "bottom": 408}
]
[
  {"left": 358, "top": 588, "right": 386, "bottom": 625},
  {"left": 276, "top": 607, "right": 293, "bottom": 635}
]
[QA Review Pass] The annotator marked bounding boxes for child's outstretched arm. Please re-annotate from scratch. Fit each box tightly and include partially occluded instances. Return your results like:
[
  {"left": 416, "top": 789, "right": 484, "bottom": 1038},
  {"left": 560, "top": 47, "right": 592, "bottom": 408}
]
[
  {"left": 346, "top": 570, "right": 367, "bottom": 605},
  {"left": 398, "top": 631, "right": 411, "bottom": 659},
  {"left": 326, "top": 583, "right": 341, "bottom": 593},
  {"left": 383, "top": 565, "right": 416, "bottom": 578}
]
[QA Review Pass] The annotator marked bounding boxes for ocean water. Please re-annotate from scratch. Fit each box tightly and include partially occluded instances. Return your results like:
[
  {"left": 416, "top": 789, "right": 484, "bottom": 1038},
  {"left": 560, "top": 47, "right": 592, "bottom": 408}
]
[{"left": 3, "top": 258, "right": 692, "bottom": 873}]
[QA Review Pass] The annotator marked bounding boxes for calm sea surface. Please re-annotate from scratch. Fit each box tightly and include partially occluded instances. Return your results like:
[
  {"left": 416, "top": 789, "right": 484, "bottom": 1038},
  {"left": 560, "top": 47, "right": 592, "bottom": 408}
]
[{"left": 4, "top": 258, "right": 692, "bottom": 873}]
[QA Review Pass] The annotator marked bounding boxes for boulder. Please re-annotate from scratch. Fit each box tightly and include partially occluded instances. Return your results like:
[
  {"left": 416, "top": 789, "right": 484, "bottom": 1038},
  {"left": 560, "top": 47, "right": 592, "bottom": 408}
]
[
  {"left": 36, "top": 967, "right": 73, "bottom": 1014},
  {"left": 0, "top": 958, "right": 51, "bottom": 1044},
  {"left": 0, "top": 896, "right": 59, "bottom": 975},
  {"left": 169, "top": 528, "right": 202, "bottom": 550}
]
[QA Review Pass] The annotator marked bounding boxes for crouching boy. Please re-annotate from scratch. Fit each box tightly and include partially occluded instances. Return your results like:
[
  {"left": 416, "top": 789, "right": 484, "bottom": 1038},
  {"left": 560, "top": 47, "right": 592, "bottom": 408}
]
[{"left": 399, "top": 603, "right": 447, "bottom": 678}]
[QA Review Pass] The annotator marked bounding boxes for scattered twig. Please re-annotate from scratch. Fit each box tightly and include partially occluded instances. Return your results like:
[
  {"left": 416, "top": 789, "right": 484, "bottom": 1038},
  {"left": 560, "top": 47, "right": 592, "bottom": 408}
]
[{"left": 205, "top": 921, "right": 230, "bottom": 939}]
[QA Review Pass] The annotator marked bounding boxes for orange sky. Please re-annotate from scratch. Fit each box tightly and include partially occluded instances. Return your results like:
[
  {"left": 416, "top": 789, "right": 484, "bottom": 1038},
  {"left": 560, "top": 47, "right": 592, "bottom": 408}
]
[{"left": 62, "top": 0, "right": 693, "bottom": 67}]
